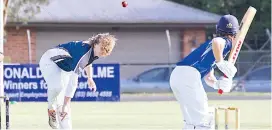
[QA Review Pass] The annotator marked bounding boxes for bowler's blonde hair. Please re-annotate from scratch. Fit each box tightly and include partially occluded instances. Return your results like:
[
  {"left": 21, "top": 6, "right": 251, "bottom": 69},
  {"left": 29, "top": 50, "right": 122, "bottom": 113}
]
[{"left": 89, "top": 33, "right": 117, "bottom": 55}]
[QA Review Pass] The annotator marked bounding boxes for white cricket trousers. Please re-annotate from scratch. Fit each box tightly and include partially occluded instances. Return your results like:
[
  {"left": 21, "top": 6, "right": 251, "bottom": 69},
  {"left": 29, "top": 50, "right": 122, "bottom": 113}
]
[
  {"left": 170, "top": 66, "right": 214, "bottom": 128},
  {"left": 39, "top": 48, "right": 78, "bottom": 129}
]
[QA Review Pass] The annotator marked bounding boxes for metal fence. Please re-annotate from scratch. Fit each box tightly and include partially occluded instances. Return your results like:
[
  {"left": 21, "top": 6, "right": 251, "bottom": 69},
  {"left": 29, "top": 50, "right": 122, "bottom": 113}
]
[
  {"left": 119, "top": 50, "right": 271, "bottom": 93},
  {"left": 120, "top": 51, "right": 271, "bottom": 79},
  {"left": 236, "top": 51, "right": 271, "bottom": 76}
]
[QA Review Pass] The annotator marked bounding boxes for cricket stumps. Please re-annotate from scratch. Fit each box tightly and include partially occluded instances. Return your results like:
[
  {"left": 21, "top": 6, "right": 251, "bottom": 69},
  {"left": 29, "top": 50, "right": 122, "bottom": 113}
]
[
  {"left": 214, "top": 106, "right": 240, "bottom": 130},
  {"left": 0, "top": 96, "right": 9, "bottom": 129}
]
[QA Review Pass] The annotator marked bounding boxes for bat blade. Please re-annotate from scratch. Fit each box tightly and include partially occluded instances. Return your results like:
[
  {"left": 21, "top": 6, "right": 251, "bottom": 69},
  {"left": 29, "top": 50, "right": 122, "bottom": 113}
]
[{"left": 228, "top": 6, "right": 257, "bottom": 64}]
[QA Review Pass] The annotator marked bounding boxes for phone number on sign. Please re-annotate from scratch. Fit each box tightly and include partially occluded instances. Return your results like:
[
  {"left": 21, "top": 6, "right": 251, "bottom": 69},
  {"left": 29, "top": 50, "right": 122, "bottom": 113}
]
[{"left": 74, "top": 91, "right": 112, "bottom": 98}]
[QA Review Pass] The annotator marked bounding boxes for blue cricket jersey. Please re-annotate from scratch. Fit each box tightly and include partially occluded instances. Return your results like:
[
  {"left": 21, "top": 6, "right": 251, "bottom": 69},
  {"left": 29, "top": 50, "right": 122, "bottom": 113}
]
[
  {"left": 51, "top": 41, "right": 99, "bottom": 74},
  {"left": 176, "top": 37, "right": 232, "bottom": 78}
]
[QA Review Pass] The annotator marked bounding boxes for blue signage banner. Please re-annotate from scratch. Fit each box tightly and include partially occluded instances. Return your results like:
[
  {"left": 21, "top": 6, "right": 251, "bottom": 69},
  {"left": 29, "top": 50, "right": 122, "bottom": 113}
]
[{"left": 3, "top": 64, "right": 120, "bottom": 102}]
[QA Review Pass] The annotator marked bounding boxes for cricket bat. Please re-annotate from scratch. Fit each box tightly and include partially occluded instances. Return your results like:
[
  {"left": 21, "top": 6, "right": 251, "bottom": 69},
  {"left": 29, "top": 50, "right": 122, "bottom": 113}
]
[{"left": 218, "top": 6, "right": 257, "bottom": 94}]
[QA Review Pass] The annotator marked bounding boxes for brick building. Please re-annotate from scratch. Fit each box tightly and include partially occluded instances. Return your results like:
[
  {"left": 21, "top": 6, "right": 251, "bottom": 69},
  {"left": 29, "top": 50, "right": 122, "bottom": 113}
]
[{"left": 5, "top": 0, "right": 220, "bottom": 78}]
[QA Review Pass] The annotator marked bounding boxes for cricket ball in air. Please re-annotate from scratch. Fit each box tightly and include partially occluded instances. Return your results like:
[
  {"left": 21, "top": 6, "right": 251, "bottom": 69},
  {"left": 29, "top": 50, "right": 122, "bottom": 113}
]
[{"left": 122, "top": 1, "right": 128, "bottom": 7}]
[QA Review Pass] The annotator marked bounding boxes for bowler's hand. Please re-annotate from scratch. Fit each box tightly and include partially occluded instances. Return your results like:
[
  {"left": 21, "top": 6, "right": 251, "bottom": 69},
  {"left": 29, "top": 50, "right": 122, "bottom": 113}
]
[
  {"left": 60, "top": 104, "right": 68, "bottom": 121},
  {"left": 87, "top": 79, "right": 97, "bottom": 92}
]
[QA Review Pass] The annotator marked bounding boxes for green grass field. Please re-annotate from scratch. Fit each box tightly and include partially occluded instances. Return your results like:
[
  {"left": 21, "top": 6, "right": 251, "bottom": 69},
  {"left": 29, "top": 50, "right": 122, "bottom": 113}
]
[{"left": 3, "top": 99, "right": 271, "bottom": 130}]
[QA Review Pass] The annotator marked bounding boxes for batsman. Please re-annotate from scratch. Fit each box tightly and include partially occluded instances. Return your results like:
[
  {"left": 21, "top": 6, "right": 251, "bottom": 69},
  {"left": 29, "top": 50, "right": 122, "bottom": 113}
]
[{"left": 169, "top": 15, "right": 239, "bottom": 130}]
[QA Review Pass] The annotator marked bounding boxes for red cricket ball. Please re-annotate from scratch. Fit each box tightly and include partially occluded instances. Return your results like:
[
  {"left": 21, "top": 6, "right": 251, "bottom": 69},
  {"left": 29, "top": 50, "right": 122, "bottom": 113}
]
[{"left": 122, "top": 1, "right": 128, "bottom": 7}]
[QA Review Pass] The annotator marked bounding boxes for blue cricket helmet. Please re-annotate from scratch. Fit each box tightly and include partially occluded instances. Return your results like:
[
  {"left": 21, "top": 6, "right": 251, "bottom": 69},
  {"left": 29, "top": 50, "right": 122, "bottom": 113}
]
[{"left": 216, "top": 14, "right": 239, "bottom": 35}]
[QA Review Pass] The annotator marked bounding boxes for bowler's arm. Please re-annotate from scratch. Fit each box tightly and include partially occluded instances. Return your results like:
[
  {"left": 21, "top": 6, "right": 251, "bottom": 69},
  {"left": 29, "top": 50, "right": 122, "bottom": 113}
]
[{"left": 84, "top": 64, "right": 93, "bottom": 80}]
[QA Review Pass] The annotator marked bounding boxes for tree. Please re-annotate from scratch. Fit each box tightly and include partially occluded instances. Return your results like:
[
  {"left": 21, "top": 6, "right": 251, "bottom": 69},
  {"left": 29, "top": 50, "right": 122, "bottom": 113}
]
[
  {"left": 170, "top": 0, "right": 271, "bottom": 50},
  {"left": 7, "top": 0, "right": 49, "bottom": 23},
  {"left": 4, "top": 0, "right": 49, "bottom": 43}
]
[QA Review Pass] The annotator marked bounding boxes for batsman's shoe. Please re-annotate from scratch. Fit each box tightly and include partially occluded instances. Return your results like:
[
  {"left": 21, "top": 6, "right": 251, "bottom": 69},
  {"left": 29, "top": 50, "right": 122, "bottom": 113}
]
[{"left": 48, "top": 109, "right": 59, "bottom": 129}]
